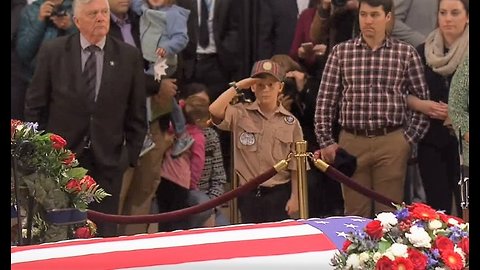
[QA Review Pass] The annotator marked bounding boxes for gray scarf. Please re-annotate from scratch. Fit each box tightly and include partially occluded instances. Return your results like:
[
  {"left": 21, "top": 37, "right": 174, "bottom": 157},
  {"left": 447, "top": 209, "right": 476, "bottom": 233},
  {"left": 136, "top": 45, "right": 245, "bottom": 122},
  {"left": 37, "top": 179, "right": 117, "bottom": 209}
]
[{"left": 424, "top": 25, "right": 469, "bottom": 76}]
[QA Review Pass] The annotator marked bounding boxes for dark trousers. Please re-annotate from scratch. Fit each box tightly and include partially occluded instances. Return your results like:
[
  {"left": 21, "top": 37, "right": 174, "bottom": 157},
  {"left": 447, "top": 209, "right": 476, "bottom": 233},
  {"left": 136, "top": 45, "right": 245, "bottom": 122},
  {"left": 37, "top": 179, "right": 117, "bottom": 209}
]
[
  {"left": 307, "top": 159, "right": 344, "bottom": 218},
  {"left": 77, "top": 149, "right": 123, "bottom": 237},
  {"left": 238, "top": 182, "right": 291, "bottom": 223},
  {"left": 156, "top": 177, "right": 190, "bottom": 232},
  {"left": 190, "top": 55, "right": 230, "bottom": 102},
  {"left": 418, "top": 140, "right": 461, "bottom": 216}
]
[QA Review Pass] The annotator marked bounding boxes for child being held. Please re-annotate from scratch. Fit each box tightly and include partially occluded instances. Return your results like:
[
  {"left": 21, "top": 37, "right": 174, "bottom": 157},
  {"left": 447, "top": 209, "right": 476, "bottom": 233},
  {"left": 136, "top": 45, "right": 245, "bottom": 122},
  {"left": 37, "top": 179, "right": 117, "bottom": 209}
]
[{"left": 133, "top": 0, "right": 193, "bottom": 157}]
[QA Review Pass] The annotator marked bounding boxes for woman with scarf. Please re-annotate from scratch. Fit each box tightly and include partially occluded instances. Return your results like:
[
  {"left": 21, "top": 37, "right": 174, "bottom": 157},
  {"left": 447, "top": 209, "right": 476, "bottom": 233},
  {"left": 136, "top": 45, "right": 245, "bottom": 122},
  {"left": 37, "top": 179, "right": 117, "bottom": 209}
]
[{"left": 407, "top": 0, "right": 468, "bottom": 216}]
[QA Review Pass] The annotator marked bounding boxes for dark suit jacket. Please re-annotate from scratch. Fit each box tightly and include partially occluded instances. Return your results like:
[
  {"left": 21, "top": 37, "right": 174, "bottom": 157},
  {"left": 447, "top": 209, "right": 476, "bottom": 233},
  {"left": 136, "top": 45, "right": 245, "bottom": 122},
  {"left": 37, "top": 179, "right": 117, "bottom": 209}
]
[
  {"left": 176, "top": 0, "right": 240, "bottom": 80},
  {"left": 256, "top": 0, "right": 299, "bottom": 60},
  {"left": 108, "top": 11, "right": 161, "bottom": 97},
  {"left": 24, "top": 33, "right": 147, "bottom": 168}
]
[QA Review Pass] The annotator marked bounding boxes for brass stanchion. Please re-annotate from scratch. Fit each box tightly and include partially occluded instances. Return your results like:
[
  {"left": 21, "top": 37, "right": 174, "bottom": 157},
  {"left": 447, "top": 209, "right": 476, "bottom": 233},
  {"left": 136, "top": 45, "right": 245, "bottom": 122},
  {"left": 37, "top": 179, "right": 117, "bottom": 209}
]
[
  {"left": 230, "top": 173, "right": 239, "bottom": 224},
  {"left": 230, "top": 132, "right": 239, "bottom": 224},
  {"left": 295, "top": 141, "right": 309, "bottom": 219}
]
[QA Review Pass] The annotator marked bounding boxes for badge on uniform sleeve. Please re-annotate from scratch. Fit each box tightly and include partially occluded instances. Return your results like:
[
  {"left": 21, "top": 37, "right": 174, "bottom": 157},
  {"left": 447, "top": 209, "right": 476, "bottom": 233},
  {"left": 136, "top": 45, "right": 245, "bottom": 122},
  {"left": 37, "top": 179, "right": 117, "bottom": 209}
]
[
  {"left": 239, "top": 132, "right": 256, "bottom": 146},
  {"left": 284, "top": 115, "right": 295, "bottom": 125}
]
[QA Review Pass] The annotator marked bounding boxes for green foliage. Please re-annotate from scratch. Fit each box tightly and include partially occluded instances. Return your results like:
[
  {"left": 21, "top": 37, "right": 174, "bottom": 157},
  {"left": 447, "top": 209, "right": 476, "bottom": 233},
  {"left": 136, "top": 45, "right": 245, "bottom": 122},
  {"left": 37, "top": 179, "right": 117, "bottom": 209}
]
[{"left": 11, "top": 120, "right": 111, "bottom": 243}]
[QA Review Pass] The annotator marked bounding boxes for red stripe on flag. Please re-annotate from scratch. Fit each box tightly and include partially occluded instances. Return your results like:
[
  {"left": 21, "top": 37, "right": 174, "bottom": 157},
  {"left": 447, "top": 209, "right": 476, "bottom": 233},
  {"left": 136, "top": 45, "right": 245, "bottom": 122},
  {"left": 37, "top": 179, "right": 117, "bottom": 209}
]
[
  {"left": 11, "top": 221, "right": 302, "bottom": 252},
  {"left": 12, "top": 233, "right": 336, "bottom": 269}
]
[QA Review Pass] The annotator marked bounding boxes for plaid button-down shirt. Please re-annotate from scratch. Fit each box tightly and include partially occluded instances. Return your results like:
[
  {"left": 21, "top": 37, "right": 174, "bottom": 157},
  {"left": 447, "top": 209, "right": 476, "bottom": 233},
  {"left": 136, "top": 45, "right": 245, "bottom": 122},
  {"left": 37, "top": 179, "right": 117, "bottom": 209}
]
[{"left": 315, "top": 35, "right": 430, "bottom": 148}]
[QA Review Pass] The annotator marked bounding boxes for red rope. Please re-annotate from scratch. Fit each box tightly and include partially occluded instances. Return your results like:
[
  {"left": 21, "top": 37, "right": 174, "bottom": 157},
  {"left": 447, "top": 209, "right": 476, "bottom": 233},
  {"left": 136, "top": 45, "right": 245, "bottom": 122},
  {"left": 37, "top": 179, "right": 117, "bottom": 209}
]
[{"left": 87, "top": 167, "right": 278, "bottom": 224}]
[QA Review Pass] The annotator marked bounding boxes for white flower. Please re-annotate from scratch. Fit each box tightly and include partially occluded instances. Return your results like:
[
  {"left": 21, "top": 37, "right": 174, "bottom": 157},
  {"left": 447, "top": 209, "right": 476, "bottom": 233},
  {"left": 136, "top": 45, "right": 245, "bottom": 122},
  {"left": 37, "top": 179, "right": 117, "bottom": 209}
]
[
  {"left": 448, "top": 218, "right": 459, "bottom": 226},
  {"left": 428, "top": 219, "right": 443, "bottom": 230},
  {"left": 405, "top": 226, "right": 432, "bottom": 248},
  {"left": 372, "top": 252, "right": 383, "bottom": 262},
  {"left": 383, "top": 251, "right": 395, "bottom": 261},
  {"left": 375, "top": 212, "right": 398, "bottom": 231},
  {"left": 346, "top": 254, "right": 361, "bottom": 269},
  {"left": 434, "top": 267, "right": 446, "bottom": 270},
  {"left": 386, "top": 243, "right": 408, "bottom": 258},
  {"left": 359, "top": 252, "right": 370, "bottom": 263}
]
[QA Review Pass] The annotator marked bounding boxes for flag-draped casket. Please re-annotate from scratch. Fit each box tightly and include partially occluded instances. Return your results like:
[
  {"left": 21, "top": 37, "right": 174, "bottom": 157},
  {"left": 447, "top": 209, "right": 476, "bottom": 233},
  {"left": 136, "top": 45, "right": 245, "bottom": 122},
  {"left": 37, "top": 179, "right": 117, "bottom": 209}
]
[{"left": 11, "top": 216, "right": 371, "bottom": 269}]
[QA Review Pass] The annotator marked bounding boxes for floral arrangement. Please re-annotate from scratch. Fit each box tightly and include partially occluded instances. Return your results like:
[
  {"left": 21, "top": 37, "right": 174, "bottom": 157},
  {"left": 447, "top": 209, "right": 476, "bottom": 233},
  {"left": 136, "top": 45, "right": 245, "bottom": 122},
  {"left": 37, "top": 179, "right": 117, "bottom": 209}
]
[
  {"left": 11, "top": 119, "right": 110, "bottom": 243},
  {"left": 331, "top": 203, "right": 469, "bottom": 270}
]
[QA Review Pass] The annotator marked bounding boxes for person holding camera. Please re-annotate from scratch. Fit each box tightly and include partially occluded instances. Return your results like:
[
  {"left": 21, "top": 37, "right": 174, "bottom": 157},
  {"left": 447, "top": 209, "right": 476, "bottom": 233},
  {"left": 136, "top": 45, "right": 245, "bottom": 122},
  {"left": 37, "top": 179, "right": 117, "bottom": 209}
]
[
  {"left": 289, "top": 0, "right": 328, "bottom": 81},
  {"left": 309, "top": 0, "right": 359, "bottom": 56},
  {"left": 16, "top": 0, "right": 77, "bottom": 81}
]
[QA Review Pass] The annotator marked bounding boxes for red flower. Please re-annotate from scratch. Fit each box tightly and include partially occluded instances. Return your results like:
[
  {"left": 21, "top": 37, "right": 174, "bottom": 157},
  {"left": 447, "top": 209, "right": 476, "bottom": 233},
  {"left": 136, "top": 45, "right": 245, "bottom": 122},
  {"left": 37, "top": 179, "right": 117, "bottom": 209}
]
[
  {"left": 74, "top": 227, "right": 94, "bottom": 239},
  {"left": 376, "top": 256, "right": 394, "bottom": 270},
  {"left": 441, "top": 250, "right": 464, "bottom": 270},
  {"left": 342, "top": 240, "right": 352, "bottom": 252},
  {"left": 407, "top": 248, "right": 428, "bottom": 270},
  {"left": 408, "top": 203, "right": 438, "bottom": 221},
  {"left": 62, "top": 152, "right": 76, "bottom": 166},
  {"left": 50, "top": 134, "right": 67, "bottom": 150},
  {"left": 365, "top": 220, "right": 384, "bottom": 239},
  {"left": 65, "top": 179, "right": 81, "bottom": 193},
  {"left": 79, "top": 175, "right": 97, "bottom": 189},
  {"left": 392, "top": 257, "right": 414, "bottom": 270},
  {"left": 11, "top": 119, "right": 22, "bottom": 139},
  {"left": 458, "top": 237, "right": 469, "bottom": 256},
  {"left": 435, "top": 235, "right": 454, "bottom": 252}
]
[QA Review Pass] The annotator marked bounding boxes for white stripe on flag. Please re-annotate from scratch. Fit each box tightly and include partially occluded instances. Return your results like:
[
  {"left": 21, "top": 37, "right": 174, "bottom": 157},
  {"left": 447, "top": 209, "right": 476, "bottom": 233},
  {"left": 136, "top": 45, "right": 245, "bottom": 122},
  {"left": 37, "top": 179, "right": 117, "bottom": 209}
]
[{"left": 12, "top": 223, "right": 320, "bottom": 264}]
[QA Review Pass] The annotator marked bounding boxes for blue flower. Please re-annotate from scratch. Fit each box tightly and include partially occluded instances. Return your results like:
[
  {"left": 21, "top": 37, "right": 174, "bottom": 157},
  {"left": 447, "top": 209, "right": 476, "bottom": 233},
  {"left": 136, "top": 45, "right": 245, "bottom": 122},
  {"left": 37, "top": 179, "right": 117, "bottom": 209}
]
[{"left": 394, "top": 208, "right": 409, "bottom": 221}]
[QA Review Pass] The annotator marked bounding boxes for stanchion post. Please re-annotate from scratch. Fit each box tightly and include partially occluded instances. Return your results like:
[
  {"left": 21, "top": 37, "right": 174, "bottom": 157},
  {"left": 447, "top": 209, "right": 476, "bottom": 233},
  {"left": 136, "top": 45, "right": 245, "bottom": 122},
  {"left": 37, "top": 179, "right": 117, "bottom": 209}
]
[
  {"left": 230, "top": 173, "right": 239, "bottom": 224},
  {"left": 229, "top": 132, "right": 239, "bottom": 224},
  {"left": 295, "top": 141, "right": 308, "bottom": 219}
]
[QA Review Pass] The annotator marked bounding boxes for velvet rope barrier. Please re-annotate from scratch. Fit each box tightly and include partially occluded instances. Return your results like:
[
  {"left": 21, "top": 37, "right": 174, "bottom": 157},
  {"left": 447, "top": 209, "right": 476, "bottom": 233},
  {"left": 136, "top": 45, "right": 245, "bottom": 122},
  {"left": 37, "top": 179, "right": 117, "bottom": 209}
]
[
  {"left": 312, "top": 158, "right": 400, "bottom": 207},
  {"left": 87, "top": 160, "right": 289, "bottom": 224}
]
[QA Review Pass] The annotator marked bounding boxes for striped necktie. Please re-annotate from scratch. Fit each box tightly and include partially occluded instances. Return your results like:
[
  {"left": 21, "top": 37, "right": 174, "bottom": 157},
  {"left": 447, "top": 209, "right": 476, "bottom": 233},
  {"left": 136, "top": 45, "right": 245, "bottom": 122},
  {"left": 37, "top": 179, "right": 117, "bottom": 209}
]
[{"left": 82, "top": 45, "right": 100, "bottom": 103}]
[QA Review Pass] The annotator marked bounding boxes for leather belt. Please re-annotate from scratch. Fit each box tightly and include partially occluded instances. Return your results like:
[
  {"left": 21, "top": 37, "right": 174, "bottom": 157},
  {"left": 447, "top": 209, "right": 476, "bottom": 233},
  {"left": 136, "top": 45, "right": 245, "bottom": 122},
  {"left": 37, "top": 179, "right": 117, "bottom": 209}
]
[
  {"left": 196, "top": 53, "right": 217, "bottom": 61},
  {"left": 343, "top": 126, "right": 402, "bottom": 138}
]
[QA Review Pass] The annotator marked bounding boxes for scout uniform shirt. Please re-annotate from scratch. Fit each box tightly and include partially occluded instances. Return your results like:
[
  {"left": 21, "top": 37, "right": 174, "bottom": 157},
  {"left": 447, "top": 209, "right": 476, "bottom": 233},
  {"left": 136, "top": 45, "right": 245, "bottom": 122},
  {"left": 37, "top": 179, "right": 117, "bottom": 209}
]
[{"left": 216, "top": 100, "right": 304, "bottom": 187}]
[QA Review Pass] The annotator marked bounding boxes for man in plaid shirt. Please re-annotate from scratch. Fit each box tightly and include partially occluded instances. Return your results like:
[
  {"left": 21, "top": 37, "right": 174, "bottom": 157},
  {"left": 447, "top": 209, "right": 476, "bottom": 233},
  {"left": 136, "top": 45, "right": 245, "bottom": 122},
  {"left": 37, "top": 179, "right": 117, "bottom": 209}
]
[{"left": 314, "top": 0, "right": 430, "bottom": 218}]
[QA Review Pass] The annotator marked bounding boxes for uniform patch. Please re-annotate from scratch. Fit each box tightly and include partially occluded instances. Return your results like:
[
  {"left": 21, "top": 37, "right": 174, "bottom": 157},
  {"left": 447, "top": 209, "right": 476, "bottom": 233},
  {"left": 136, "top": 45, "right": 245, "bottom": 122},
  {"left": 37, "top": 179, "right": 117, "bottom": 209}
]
[
  {"left": 239, "top": 132, "right": 256, "bottom": 146},
  {"left": 284, "top": 115, "right": 295, "bottom": 125}
]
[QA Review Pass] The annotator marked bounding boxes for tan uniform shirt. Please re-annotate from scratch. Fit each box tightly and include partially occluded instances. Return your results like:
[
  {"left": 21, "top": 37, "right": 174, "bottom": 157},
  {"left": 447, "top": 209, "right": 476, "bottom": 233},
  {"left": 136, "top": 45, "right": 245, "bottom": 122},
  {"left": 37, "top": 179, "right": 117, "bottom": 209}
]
[{"left": 216, "top": 101, "right": 304, "bottom": 187}]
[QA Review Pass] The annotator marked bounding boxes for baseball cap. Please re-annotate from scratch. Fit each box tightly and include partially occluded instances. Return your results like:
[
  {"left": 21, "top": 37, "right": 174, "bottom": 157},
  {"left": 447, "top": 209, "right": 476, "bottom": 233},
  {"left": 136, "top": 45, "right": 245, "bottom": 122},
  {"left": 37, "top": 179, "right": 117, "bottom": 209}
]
[{"left": 250, "top": 60, "right": 285, "bottom": 82}]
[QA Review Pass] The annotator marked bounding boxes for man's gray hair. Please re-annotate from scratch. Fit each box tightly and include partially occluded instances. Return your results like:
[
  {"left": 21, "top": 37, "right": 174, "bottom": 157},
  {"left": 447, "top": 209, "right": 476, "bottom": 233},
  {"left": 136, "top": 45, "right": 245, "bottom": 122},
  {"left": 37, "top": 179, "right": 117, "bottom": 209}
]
[{"left": 73, "top": 0, "right": 109, "bottom": 17}]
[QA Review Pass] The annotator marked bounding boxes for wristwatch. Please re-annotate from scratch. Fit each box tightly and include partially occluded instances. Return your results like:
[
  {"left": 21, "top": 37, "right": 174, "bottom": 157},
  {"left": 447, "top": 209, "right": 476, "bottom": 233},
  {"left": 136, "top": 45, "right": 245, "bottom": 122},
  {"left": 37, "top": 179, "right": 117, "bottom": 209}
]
[{"left": 229, "top": 81, "right": 241, "bottom": 93}]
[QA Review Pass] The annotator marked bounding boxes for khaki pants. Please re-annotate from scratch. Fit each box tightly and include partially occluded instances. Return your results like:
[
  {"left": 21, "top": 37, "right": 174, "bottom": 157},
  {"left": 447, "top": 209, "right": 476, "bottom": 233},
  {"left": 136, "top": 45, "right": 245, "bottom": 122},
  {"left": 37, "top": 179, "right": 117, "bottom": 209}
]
[
  {"left": 339, "top": 129, "right": 411, "bottom": 218},
  {"left": 118, "top": 120, "right": 173, "bottom": 235}
]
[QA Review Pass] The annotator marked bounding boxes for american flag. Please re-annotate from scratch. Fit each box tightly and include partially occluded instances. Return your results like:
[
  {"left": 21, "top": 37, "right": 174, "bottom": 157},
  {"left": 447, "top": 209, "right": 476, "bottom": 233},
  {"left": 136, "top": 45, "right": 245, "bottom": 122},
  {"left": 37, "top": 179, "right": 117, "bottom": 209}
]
[{"left": 11, "top": 216, "right": 370, "bottom": 269}]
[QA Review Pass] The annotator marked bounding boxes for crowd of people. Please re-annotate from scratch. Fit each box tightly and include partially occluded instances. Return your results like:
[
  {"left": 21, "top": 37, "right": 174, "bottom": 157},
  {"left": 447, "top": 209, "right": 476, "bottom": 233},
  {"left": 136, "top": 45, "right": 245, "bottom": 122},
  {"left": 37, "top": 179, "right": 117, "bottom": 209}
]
[{"left": 11, "top": 0, "right": 468, "bottom": 238}]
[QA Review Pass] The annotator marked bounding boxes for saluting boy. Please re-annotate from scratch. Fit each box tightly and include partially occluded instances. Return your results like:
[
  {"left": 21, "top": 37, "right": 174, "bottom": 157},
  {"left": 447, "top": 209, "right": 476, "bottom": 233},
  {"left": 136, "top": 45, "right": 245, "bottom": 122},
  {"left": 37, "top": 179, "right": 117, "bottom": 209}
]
[{"left": 209, "top": 60, "right": 304, "bottom": 223}]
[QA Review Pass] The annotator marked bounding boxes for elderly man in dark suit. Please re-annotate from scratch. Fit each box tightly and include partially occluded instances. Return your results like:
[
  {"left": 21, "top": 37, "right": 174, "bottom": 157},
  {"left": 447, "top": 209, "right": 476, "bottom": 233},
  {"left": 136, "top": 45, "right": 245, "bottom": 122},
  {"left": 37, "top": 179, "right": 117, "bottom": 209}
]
[{"left": 24, "top": 0, "right": 147, "bottom": 237}]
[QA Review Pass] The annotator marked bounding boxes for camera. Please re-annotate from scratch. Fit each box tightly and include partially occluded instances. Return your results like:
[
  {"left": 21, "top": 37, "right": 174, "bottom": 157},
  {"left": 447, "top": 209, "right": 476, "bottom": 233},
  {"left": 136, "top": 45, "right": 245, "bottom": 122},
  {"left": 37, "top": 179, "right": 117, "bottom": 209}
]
[
  {"left": 51, "top": 6, "right": 68, "bottom": 17},
  {"left": 332, "top": 0, "right": 348, "bottom": 7}
]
